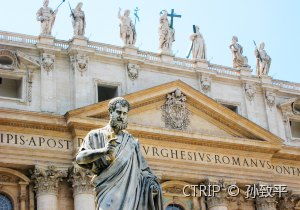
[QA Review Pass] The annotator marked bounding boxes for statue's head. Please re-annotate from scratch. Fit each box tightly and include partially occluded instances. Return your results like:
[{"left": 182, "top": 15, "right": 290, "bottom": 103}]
[
  {"left": 108, "top": 97, "right": 131, "bottom": 131},
  {"left": 160, "top": 10, "right": 168, "bottom": 23},
  {"left": 76, "top": 2, "right": 83, "bottom": 10},
  {"left": 124, "top": 10, "right": 130, "bottom": 16},
  {"left": 195, "top": 25, "right": 200, "bottom": 33},
  {"left": 232, "top": 36, "right": 238, "bottom": 43},
  {"left": 259, "top": 42, "right": 265, "bottom": 50},
  {"left": 43, "top": 0, "right": 49, "bottom": 7}
]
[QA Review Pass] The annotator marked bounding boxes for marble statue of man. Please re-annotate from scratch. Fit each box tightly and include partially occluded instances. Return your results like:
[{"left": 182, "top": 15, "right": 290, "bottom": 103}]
[
  {"left": 71, "top": 2, "right": 86, "bottom": 37},
  {"left": 159, "top": 10, "right": 175, "bottom": 54},
  {"left": 118, "top": 8, "right": 137, "bottom": 46},
  {"left": 36, "top": 0, "right": 57, "bottom": 35},
  {"left": 229, "top": 36, "right": 249, "bottom": 68},
  {"left": 76, "top": 97, "right": 163, "bottom": 210},
  {"left": 190, "top": 25, "right": 206, "bottom": 60},
  {"left": 255, "top": 42, "right": 271, "bottom": 76}
]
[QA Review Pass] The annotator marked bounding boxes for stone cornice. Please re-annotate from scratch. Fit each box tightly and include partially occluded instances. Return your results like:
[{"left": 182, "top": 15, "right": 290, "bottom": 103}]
[{"left": 0, "top": 108, "right": 68, "bottom": 132}]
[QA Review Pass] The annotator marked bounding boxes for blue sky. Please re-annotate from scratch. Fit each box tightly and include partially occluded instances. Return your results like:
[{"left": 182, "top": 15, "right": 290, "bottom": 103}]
[{"left": 1, "top": 0, "right": 299, "bottom": 82}]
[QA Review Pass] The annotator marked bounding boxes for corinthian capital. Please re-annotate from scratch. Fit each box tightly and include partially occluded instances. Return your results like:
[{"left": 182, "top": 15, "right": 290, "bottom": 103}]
[
  {"left": 68, "top": 164, "right": 93, "bottom": 196},
  {"left": 255, "top": 197, "right": 277, "bottom": 210},
  {"left": 31, "top": 165, "right": 67, "bottom": 195}
]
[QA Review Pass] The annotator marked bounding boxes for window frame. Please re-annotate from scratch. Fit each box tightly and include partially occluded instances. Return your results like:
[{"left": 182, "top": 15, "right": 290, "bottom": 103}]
[
  {"left": 0, "top": 70, "right": 27, "bottom": 103},
  {"left": 93, "top": 79, "right": 122, "bottom": 103}
]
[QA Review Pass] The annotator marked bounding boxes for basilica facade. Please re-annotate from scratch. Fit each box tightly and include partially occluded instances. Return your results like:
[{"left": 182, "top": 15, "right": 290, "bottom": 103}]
[{"left": 0, "top": 5, "right": 300, "bottom": 210}]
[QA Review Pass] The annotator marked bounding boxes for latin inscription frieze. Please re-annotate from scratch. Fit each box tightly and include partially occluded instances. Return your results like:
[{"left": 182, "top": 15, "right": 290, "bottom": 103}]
[
  {"left": 142, "top": 145, "right": 300, "bottom": 177},
  {"left": 0, "top": 131, "right": 72, "bottom": 151}
]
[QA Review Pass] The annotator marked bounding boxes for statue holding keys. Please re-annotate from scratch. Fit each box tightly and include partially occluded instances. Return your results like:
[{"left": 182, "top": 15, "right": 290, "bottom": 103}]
[{"left": 76, "top": 97, "right": 163, "bottom": 210}]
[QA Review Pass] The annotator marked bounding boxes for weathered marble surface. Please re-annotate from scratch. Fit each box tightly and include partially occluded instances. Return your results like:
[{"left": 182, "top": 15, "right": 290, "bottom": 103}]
[{"left": 76, "top": 97, "right": 163, "bottom": 210}]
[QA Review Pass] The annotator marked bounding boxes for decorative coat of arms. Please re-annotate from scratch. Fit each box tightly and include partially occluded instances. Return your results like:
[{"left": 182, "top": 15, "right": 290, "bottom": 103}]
[
  {"left": 161, "top": 88, "right": 190, "bottom": 130},
  {"left": 127, "top": 63, "right": 139, "bottom": 80},
  {"left": 41, "top": 53, "right": 55, "bottom": 72},
  {"left": 70, "top": 53, "right": 89, "bottom": 76}
]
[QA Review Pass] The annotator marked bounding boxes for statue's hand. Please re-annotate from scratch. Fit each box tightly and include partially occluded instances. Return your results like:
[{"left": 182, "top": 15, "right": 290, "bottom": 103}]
[{"left": 152, "top": 186, "right": 159, "bottom": 196}]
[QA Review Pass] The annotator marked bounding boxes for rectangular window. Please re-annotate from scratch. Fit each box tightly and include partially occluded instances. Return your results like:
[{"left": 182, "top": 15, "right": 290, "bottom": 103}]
[
  {"left": 0, "top": 76, "right": 22, "bottom": 99},
  {"left": 97, "top": 85, "right": 118, "bottom": 102},
  {"left": 290, "top": 120, "right": 300, "bottom": 138},
  {"left": 222, "top": 103, "right": 238, "bottom": 113}
]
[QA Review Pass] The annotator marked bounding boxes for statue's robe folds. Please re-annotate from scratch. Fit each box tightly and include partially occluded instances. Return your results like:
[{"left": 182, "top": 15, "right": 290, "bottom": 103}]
[{"left": 78, "top": 126, "right": 163, "bottom": 210}]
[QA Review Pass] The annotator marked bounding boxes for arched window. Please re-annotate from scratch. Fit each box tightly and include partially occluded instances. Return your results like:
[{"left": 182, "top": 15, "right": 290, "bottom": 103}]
[
  {"left": 166, "top": 203, "right": 184, "bottom": 210},
  {"left": 0, "top": 193, "right": 13, "bottom": 210}
]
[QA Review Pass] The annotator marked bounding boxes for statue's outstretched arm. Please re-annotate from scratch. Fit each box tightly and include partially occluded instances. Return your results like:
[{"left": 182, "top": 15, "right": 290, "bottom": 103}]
[{"left": 76, "top": 146, "right": 110, "bottom": 165}]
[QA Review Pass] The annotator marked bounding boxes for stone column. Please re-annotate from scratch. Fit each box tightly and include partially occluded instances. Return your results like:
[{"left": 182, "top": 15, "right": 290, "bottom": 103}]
[
  {"left": 263, "top": 88, "right": 279, "bottom": 135},
  {"left": 69, "top": 52, "right": 91, "bottom": 108},
  {"left": 205, "top": 179, "right": 229, "bottom": 210},
  {"left": 40, "top": 52, "right": 57, "bottom": 113},
  {"left": 31, "top": 165, "right": 67, "bottom": 210},
  {"left": 242, "top": 82, "right": 256, "bottom": 121},
  {"left": 69, "top": 165, "right": 95, "bottom": 210},
  {"left": 255, "top": 197, "right": 277, "bottom": 210},
  {"left": 19, "top": 182, "right": 28, "bottom": 210}
]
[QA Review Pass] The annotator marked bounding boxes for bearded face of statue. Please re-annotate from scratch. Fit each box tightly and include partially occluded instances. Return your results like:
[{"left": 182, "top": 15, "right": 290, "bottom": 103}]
[{"left": 109, "top": 103, "right": 128, "bottom": 131}]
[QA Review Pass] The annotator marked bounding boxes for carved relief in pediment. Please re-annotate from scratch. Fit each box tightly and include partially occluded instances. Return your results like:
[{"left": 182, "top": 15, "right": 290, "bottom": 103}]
[{"left": 161, "top": 88, "right": 190, "bottom": 130}]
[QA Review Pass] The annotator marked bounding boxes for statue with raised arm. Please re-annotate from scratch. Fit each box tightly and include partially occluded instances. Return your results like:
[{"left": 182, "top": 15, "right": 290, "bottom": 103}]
[
  {"left": 76, "top": 97, "right": 163, "bottom": 210},
  {"left": 36, "top": 0, "right": 57, "bottom": 36},
  {"left": 229, "top": 36, "right": 249, "bottom": 68},
  {"left": 118, "top": 8, "right": 136, "bottom": 46},
  {"left": 190, "top": 25, "right": 206, "bottom": 60},
  {"left": 158, "top": 10, "right": 174, "bottom": 54},
  {"left": 71, "top": 2, "right": 86, "bottom": 37},
  {"left": 255, "top": 42, "right": 271, "bottom": 76}
]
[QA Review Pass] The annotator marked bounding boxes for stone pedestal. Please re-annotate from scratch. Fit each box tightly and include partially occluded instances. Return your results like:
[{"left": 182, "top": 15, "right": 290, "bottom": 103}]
[
  {"left": 160, "top": 52, "right": 174, "bottom": 63},
  {"left": 260, "top": 75, "right": 272, "bottom": 84},
  {"left": 240, "top": 67, "right": 252, "bottom": 76},
  {"left": 69, "top": 165, "right": 95, "bottom": 210},
  {"left": 31, "top": 166, "right": 67, "bottom": 210},
  {"left": 71, "top": 36, "right": 88, "bottom": 47},
  {"left": 195, "top": 59, "right": 209, "bottom": 68},
  {"left": 38, "top": 35, "right": 54, "bottom": 45},
  {"left": 123, "top": 45, "right": 138, "bottom": 56}
]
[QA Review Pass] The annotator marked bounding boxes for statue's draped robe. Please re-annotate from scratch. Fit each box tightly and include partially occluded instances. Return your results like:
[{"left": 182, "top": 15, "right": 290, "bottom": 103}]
[
  {"left": 78, "top": 126, "right": 163, "bottom": 210},
  {"left": 191, "top": 32, "right": 206, "bottom": 60}
]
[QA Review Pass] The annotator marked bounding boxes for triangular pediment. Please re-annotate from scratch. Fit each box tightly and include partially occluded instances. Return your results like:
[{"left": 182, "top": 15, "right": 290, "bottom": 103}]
[{"left": 66, "top": 80, "right": 283, "bottom": 146}]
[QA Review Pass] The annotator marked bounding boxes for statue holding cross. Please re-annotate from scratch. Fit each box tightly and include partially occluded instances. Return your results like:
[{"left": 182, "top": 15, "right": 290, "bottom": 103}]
[{"left": 158, "top": 9, "right": 181, "bottom": 54}]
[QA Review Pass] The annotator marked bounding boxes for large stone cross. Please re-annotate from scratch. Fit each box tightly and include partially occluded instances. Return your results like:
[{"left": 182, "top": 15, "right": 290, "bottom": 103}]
[{"left": 167, "top": 9, "right": 182, "bottom": 29}]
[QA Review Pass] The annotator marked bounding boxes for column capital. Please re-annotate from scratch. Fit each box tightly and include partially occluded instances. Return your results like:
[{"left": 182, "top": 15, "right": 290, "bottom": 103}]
[
  {"left": 31, "top": 165, "right": 67, "bottom": 196},
  {"left": 205, "top": 178, "right": 234, "bottom": 209},
  {"left": 255, "top": 196, "right": 277, "bottom": 210},
  {"left": 69, "top": 164, "right": 94, "bottom": 196},
  {"left": 278, "top": 191, "right": 299, "bottom": 210}
]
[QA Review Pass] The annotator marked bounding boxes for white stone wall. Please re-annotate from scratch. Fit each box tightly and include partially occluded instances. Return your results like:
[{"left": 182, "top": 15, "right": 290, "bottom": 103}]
[{"left": 0, "top": 33, "right": 300, "bottom": 146}]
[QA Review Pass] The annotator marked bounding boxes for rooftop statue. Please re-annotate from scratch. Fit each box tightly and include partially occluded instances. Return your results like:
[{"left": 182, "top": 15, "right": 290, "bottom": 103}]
[
  {"left": 229, "top": 36, "right": 250, "bottom": 68},
  {"left": 255, "top": 42, "right": 271, "bottom": 76},
  {"left": 118, "top": 8, "right": 136, "bottom": 46},
  {"left": 36, "top": 0, "right": 57, "bottom": 36},
  {"left": 189, "top": 25, "right": 206, "bottom": 60},
  {"left": 70, "top": 2, "right": 86, "bottom": 37},
  {"left": 76, "top": 97, "right": 163, "bottom": 210},
  {"left": 158, "top": 10, "right": 175, "bottom": 54}
]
